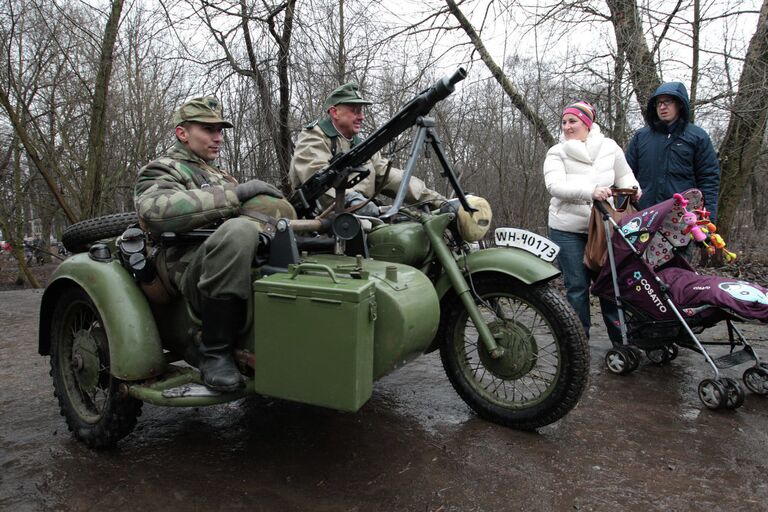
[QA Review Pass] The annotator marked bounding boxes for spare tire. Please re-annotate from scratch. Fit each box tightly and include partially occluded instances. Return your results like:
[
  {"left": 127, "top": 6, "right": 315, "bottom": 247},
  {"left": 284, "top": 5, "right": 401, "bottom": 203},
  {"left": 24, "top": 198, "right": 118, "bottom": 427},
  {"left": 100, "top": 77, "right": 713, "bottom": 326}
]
[{"left": 62, "top": 212, "right": 139, "bottom": 253}]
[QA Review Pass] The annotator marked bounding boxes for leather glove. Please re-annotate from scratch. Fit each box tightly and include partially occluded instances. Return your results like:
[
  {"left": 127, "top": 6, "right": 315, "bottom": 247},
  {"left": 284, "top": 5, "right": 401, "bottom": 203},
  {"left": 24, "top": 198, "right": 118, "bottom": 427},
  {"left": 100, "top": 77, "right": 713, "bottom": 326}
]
[
  {"left": 345, "top": 191, "right": 380, "bottom": 217},
  {"left": 235, "top": 179, "right": 283, "bottom": 202}
]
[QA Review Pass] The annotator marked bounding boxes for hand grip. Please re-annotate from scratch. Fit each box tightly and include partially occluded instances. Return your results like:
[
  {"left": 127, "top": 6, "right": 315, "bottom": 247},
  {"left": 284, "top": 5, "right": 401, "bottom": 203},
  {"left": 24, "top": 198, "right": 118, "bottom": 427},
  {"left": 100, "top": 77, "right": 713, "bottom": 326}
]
[{"left": 289, "top": 263, "right": 339, "bottom": 284}]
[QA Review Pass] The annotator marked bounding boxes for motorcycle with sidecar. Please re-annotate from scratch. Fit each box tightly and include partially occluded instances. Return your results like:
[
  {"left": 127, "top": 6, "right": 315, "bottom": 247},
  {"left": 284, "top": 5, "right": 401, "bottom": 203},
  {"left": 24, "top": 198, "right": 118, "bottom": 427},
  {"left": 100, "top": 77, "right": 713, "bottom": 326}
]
[{"left": 39, "top": 69, "right": 589, "bottom": 448}]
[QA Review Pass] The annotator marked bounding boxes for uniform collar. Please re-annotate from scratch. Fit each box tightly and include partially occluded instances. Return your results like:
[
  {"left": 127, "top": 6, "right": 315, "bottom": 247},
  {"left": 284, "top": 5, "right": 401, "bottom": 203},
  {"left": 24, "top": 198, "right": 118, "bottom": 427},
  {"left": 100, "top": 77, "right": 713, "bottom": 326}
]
[
  {"left": 167, "top": 140, "right": 218, "bottom": 167},
  {"left": 317, "top": 117, "right": 362, "bottom": 145}
]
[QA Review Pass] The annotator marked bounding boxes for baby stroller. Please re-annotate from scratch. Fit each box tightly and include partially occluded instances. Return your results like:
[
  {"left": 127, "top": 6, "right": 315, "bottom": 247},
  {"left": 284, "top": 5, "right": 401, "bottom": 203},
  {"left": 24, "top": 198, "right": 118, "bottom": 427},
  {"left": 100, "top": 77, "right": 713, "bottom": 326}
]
[{"left": 591, "top": 188, "right": 768, "bottom": 410}]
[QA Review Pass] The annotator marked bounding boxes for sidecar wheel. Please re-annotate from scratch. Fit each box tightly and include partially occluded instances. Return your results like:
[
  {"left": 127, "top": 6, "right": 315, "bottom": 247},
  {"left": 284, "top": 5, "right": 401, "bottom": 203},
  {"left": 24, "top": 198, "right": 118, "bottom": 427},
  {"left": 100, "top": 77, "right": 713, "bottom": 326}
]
[
  {"left": 50, "top": 287, "right": 142, "bottom": 448},
  {"left": 438, "top": 276, "right": 589, "bottom": 430},
  {"left": 62, "top": 212, "right": 139, "bottom": 253}
]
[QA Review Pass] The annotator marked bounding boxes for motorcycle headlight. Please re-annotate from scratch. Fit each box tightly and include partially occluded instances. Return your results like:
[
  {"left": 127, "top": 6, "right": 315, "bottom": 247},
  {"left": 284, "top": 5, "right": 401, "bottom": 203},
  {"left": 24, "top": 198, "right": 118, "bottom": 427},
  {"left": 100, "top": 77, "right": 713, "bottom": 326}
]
[{"left": 456, "top": 195, "right": 493, "bottom": 242}]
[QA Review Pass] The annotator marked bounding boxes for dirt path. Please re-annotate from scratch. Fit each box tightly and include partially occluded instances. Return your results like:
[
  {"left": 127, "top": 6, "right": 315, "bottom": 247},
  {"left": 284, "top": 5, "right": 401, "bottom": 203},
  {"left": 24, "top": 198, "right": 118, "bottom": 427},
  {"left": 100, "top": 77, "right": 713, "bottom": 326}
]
[{"left": 2, "top": 289, "right": 767, "bottom": 511}]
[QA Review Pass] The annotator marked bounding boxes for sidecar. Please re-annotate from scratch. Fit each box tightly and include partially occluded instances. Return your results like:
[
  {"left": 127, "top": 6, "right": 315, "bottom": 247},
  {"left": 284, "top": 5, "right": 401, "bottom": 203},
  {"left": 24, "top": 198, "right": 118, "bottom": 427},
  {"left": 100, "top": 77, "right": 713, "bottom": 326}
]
[{"left": 38, "top": 215, "right": 449, "bottom": 447}]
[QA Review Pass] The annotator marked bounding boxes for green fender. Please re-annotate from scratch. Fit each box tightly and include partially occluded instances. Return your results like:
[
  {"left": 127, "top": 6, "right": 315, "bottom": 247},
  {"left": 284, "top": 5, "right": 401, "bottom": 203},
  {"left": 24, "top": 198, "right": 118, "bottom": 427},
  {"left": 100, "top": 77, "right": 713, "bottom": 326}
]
[
  {"left": 434, "top": 247, "right": 560, "bottom": 300},
  {"left": 38, "top": 253, "right": 165, "bottom": 381}
]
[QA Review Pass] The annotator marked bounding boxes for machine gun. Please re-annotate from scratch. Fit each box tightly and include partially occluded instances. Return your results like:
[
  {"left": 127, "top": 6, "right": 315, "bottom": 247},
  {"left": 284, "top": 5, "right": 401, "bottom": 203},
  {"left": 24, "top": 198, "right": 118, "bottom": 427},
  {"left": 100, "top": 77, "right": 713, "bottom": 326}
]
[{"left": 290, "top": 68, "right": 472, "bottom": 219}]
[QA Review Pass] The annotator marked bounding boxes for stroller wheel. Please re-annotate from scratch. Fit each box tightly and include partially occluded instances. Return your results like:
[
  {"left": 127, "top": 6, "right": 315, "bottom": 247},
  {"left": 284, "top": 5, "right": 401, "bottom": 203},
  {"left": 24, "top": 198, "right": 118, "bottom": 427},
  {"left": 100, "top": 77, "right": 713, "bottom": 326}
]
[
  {"left": 646, "top": 348, "right": 669, "bottom": 365},
  {"left": 626, "top": 347, "right": 641, "bottom": 372},
  {"left": 698, "top": 379, "right": 727, "bottom": 410},
  {"left": 605, "top": 348, "right": 635, "bottom": 375},
  {"left": 720, "top": 377, "right": 745, "bottom": 409},
  {"left": 743, "top": 366, "right": 768, "bottom": 395},
  {"left": 667, "top": 344, "right": 679, "bottom": 361}
]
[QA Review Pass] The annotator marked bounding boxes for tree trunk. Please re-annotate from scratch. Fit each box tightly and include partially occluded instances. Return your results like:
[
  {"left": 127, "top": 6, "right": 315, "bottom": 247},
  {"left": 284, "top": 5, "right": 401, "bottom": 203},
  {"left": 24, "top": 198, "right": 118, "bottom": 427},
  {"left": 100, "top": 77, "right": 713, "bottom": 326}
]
[
  {"left": 83, "top": 0, "right": 124, "bottom": 218},
  {"left": 690, "top": 0, "right": 700, "bottom": 122},
  {"left": 239, "top": 0, "right": 296, "bottom": 189},
  {"left": 605, "top": 0, "right": 661, "bottom": 117},
  {"left": 444, "top": 0, "right": 555, "bottom": 148},
  {"left": 0, "top": 86, "right": 78, "bottom": 223},
  {"left": 1, "top": 143, "right": 41, "bottom": 288},
  {"left": 274, "top": 0, "right": 297, "bottom": 192},
  {"left": 337, "top": 0, "right": 346, "bottom": 84},
  {"left": 715, "top": 0, "right": 768, "bottom": 239}
]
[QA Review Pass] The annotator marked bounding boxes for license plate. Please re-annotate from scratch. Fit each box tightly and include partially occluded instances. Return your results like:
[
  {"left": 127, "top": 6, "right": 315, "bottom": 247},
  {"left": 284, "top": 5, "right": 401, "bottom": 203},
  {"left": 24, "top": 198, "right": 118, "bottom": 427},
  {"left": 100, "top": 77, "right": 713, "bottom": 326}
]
[{"left": 494, "top": 228, "right": 560, "bottom": 262}]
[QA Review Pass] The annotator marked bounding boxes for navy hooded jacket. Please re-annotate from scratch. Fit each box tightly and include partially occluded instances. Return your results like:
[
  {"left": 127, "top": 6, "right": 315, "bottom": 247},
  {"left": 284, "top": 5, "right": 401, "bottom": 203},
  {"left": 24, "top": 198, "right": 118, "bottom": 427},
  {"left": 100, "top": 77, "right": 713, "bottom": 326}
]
[{"left": 625, "top": 82, "right": 720, "bottom": 221}]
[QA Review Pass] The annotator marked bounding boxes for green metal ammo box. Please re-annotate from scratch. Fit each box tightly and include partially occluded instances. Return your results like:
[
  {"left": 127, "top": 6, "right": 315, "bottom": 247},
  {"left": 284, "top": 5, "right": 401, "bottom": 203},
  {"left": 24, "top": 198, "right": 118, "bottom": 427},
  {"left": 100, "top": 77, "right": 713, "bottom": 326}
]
[{"left": 251, "top": 263, "right": 377, "bottom": 411}]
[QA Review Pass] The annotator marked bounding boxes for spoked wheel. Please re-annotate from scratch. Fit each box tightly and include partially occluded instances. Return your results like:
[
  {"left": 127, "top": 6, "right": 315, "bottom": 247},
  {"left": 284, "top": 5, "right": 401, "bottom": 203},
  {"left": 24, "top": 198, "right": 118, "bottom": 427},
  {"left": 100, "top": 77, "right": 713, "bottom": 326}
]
[
  {"left": 720, "top": 377, "right": 745, "bottom": 409},
  {"left": 743, "top": 366, "right": 768, "bottom": 395},
  {"left": 698, "top": 378, "right": 727, "bottom": 410},
  {"left": 605, "top": 347, "right": 637, "bottom": 375},
  {"left": 50, "top": 287, "right": 142, "bottom": 448},
  {"left": 438, "top": 276, "right": 589, "bottom": 430}
]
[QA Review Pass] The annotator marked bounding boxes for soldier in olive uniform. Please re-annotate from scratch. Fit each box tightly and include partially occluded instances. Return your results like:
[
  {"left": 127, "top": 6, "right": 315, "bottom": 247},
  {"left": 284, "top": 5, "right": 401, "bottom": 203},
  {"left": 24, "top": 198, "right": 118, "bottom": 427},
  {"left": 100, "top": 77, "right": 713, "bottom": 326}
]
[
  {"left": 134, "top": 96, "right": 283, "bottom": 392},
  {"left": 289, "top": 83, "right": 445, "bottom": 215}
]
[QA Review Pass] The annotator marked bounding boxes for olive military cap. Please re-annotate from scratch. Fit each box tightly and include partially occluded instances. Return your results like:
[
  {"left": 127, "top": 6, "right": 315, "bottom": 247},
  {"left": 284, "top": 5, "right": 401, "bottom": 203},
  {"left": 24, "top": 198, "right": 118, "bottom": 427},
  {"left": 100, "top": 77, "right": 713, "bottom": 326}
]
[
  {"left": 323, "top": 82, "right": 373, "bottom": 111},
  {"left": 173, "top": 96, "right": 234, "bottom": 128}
]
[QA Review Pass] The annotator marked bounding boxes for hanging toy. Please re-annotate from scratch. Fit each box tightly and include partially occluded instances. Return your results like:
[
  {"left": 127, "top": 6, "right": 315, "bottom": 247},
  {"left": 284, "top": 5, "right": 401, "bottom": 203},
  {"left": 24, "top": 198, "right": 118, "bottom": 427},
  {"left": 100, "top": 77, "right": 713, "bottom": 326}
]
[
  {"left": 674, "top": 193, "right": 707, "bottom": 242},
  {"left": 710, "top": 233, "right": 738, "bottom": 263},
  {"left": 673, "top": 193, "right": 737, "bottom": 263}
]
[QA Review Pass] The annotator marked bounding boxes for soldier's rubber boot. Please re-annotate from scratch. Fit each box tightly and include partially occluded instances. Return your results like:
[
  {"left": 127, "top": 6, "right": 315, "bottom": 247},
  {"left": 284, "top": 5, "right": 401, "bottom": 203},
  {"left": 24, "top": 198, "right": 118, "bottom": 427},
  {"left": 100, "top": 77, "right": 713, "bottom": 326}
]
[{"left": 199, "top": 296, "right": 245, "bottom": 392}]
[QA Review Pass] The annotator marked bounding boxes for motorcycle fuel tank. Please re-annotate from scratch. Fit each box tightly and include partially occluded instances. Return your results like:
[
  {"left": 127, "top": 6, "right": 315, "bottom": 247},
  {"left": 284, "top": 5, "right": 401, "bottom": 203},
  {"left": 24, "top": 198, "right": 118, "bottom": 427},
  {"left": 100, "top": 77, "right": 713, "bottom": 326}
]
[{"left": 367, "top": 222, "right": 431, "bottom": 267}]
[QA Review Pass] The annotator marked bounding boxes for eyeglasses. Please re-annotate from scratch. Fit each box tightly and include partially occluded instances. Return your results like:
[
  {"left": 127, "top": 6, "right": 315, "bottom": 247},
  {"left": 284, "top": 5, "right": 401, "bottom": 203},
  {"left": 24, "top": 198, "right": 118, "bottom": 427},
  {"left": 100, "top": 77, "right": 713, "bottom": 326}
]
[
  {"left": 333, "top": 104, "right": 365, "bottom": 115},
  {"left": 656, "top": 98, "right": 676, "bottom": 107}
]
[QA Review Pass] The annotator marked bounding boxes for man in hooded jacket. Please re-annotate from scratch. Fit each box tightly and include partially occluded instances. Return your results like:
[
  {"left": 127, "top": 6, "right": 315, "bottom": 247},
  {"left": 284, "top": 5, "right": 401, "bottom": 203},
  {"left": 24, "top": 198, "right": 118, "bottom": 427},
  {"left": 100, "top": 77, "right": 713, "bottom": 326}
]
[{"left": 625, "top": 82, "right": 720, "bottom": 222}]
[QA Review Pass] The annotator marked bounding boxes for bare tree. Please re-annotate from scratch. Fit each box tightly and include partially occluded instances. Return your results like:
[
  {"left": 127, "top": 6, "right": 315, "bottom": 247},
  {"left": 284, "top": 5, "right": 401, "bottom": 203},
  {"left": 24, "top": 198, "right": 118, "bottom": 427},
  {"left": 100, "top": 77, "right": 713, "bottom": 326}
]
[
  {"left": 83, "top": 0, "right": 124, "bottom": 218},
  {"left": 178, "top": 0, "right": 297, "bottom": 190},
  {"left": 715, "top": 0, "right": 768, "bottom": 239},
  {"left": 445, "top": 0, "right": 556, "bottom": 147}
]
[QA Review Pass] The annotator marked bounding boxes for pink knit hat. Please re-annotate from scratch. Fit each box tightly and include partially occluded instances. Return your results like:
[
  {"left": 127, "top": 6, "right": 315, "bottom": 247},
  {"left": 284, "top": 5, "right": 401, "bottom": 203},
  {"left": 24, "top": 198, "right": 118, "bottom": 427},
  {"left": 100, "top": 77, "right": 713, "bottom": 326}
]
[{"left": 562, "top": 101, "right": 596, "bottom": 130}]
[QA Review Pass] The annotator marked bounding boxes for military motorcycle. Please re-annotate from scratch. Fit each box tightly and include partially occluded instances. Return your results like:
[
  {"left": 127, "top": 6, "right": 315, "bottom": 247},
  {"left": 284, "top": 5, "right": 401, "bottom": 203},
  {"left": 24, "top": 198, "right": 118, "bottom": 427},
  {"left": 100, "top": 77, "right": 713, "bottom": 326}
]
[{"left": 39, "top": 69, "right": 589, "bottom": 449}]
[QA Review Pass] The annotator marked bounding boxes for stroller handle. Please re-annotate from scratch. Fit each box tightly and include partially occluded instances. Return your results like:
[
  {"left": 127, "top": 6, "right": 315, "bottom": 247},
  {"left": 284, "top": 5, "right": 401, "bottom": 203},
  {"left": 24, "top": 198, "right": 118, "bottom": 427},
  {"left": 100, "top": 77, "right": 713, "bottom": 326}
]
[{"left": 593, "top": 186, "right": 639, "bottom": 218}]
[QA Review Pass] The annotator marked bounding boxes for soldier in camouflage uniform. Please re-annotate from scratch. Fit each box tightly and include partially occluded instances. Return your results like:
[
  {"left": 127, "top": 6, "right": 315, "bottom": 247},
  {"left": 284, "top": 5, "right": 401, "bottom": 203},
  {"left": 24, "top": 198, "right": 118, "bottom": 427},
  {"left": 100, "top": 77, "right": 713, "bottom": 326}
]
[
  {"left": 134, "top": 96, "right": 284, "bottom": 392},
  {"left": 289, "top": 83, "right": 445, "bottom": 215}
]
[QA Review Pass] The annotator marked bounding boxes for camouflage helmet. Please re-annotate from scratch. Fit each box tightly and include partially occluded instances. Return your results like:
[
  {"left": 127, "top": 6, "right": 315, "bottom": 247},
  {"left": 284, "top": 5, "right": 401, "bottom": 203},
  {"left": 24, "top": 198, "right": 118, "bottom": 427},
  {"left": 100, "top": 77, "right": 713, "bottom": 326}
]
[
  {"left": 323, "top": 83, "right": 373, "bottom": 111},
  {"left": 173, "top": 96, "right": 233, "bottom": 128},
  {"left": 240, "top": 195, "right": 297, "bottom": 221}
]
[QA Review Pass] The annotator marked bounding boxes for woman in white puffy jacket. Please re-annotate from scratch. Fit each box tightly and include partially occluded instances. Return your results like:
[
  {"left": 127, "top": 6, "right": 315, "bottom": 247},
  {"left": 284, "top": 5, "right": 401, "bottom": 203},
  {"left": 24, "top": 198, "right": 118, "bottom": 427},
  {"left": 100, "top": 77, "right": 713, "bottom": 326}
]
[{"left": 543, "top": 101, "right": 641, "bottom": 345}]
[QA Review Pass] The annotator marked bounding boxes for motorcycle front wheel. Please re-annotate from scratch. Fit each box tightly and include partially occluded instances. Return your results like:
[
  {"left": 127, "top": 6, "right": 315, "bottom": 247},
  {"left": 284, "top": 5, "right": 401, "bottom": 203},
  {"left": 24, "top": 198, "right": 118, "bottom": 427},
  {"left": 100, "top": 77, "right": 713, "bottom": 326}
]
[{"left": 438, "top": 274, "right": 589, "bottom": 430}]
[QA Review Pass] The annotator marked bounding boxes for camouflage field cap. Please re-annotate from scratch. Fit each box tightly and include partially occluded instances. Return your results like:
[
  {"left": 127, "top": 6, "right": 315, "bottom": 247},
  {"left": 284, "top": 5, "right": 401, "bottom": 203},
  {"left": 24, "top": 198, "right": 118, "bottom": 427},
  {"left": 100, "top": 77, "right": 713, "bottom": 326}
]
[
  {"left": 323, "top": 82, "right": 373, "bottom": 111},
  {"left": 173, "top": 96, "right": 234, "bottom": 128}
]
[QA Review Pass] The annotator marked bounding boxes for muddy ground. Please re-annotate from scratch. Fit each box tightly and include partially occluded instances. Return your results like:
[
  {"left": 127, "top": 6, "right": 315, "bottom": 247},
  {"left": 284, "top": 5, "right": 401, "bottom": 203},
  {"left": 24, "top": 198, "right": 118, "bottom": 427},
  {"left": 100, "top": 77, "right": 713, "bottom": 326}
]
[{"left": 2, "top": 284, "right": 768, "bottom": 512}]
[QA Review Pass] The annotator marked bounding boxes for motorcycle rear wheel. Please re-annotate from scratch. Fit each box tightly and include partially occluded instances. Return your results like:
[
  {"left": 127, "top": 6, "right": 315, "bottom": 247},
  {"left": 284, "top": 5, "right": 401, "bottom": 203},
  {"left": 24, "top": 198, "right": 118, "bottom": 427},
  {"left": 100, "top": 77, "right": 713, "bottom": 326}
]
[
  {"left": 50, "top": 287, "right": 142, "bottom": 448},
  {"left": 439, "top": 275, "right": 589, "bottom": 430}
]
